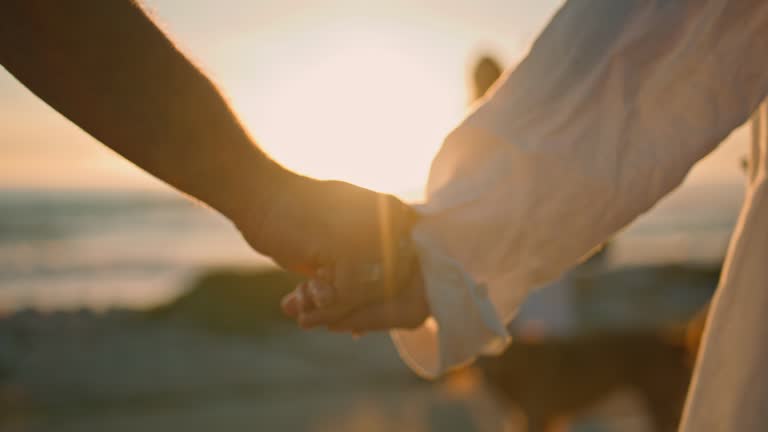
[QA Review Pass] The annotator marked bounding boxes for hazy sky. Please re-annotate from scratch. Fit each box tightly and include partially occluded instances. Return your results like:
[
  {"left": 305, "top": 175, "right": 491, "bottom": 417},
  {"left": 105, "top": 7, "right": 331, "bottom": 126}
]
[{"left": 0, "top": 0, "right": 748, "bottom": 197}]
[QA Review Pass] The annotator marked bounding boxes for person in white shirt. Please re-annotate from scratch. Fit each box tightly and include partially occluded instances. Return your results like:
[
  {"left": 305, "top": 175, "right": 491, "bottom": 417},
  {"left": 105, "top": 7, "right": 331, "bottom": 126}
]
[{"left": 283, "top": 0, "right": 768, "bottom": 429}]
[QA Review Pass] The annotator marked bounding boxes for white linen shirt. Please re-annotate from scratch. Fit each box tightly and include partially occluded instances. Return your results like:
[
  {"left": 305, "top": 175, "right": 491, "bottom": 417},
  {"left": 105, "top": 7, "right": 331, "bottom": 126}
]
[{"left": 392, "top": 2, "right": 768, "bottom": 428}]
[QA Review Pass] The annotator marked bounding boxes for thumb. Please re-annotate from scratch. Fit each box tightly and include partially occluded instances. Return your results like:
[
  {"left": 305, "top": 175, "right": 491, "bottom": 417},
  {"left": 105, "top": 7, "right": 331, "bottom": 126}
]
[{"left": 325, "top": 297, "right": 427, "bottom": 332}]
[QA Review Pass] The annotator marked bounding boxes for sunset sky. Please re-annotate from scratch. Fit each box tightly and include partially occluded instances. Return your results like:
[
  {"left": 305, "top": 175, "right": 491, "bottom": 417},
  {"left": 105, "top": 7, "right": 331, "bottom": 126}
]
[{"left": 0, "top": 0, "right": 749, "bottom": 199}]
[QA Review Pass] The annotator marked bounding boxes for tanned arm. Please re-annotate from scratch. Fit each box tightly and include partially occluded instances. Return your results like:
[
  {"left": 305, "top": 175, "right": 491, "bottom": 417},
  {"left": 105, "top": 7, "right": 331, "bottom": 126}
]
[
  {"left": 0, "top": 0, "right": 293, "bottom": 226},
  {"left": 0, "top": 0, "right": 418, "bottom": 286}
]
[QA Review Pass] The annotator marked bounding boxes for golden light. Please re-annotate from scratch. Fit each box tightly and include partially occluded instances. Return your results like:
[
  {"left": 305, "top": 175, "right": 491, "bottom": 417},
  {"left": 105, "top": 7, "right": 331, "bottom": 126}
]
[{"left": 227, "top": 22, "right": 468, "bottom": 200}]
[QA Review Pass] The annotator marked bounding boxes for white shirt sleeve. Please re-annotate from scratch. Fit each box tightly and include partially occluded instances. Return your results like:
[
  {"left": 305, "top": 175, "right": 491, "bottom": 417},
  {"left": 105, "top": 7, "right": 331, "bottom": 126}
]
[{"left": 392, "top": 0, "right": 768, "bottom": 378}]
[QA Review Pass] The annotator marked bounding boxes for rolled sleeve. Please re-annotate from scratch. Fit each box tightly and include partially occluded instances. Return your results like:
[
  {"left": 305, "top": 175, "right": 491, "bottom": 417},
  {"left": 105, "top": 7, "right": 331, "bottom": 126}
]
[
  {"left": 391, "top": 229, "right": 509, "bottom": 379},
  {"left": 391, "top": 0, "right": 768, "bottom": 377}
]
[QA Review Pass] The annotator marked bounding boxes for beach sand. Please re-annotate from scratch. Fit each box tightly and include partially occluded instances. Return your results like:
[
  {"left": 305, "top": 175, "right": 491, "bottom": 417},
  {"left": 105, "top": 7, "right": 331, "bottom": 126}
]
[{"left": 0, "top": 270, "right": 506, "bottom": 432}]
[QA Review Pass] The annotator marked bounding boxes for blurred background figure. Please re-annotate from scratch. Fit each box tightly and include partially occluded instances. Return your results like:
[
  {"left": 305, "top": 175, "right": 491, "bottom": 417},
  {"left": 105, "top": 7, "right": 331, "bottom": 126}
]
[{"left": 470, "top": 55, "right": 504, "bottom": 102}]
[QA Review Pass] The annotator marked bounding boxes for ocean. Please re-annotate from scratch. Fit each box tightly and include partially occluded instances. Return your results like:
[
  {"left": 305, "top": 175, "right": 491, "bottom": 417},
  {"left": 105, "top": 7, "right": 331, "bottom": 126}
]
[
  {"left": 0, "top": 188, "right": 270, "bottom": 312},
  {"left": 0, "top": 181, "right": 745, "bottom": 313}
]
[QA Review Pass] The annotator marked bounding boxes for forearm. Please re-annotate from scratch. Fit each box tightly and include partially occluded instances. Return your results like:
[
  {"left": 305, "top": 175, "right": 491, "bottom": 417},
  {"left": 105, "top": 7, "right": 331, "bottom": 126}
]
[
  {"left": 425, "top": 0, "right": 768, "bottom": 311},
  {"left": 0, "top": 0, "right": 294, "bottom": 224},
  {"left": 395, "top": 0, "right": 768, "bottom": 377}
]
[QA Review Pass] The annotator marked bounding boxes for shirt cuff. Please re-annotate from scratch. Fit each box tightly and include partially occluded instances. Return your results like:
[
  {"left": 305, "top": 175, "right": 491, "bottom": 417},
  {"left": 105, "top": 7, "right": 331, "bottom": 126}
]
[{"left": 389, "top": 229, "right": 510, "bottom": 379}]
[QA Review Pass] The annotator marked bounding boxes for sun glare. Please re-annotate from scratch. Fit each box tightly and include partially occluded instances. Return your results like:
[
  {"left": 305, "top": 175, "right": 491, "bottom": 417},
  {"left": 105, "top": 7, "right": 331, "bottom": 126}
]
[{"left": 230, "top": 25, "right": 467, "bottom": 201}]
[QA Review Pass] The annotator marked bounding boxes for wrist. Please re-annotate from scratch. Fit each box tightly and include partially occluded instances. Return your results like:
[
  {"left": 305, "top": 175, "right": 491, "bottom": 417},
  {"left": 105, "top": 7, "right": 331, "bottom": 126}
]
[
  {"left": 206, "top": 145, "right": 303, "bottom": 226},
  {"left": 216, "top": 155, "right": 307, "bottom": 231}
]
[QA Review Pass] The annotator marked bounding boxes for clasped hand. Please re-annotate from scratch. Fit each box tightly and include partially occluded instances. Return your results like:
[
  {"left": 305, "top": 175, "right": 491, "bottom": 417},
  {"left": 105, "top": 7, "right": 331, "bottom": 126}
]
[{"left": 236, "top": 177, "right": 429, "bottom": 335}]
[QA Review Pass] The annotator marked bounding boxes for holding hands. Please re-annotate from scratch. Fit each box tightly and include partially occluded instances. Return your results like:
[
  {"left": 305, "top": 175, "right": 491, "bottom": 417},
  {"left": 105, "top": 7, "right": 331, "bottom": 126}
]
[{"left": 235, "top": 176, "right": 429, "bottom": 335}]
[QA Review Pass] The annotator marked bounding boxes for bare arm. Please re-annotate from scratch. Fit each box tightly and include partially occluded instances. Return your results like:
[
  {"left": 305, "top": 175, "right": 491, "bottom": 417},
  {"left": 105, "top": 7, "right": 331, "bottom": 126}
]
[
  {"left": 0, "top": 0, "right": 292, "bottom": 225},
  {"left": 0, "top": 0, "right": 417, "bottom": 278}
]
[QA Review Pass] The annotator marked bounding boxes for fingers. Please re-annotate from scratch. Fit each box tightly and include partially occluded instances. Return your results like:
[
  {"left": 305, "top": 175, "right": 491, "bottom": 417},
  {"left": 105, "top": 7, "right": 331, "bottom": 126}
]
[
  {"left": 317, "top": 272, "right": 429, "bottom": 333},
  {"left": 297, "top": 261, "right": 393, "bottom": 328},
  {"left": 264, "top": 179, "right": 421, "bottom": 331},
  {"left": 283, "top": 279, "right": 346, "bottom": 328},
  {"left": 289, "top": 261, "right": 388, "bottom": 328},
  {"left": 326, "top": 294, "right": 428, "bottom": 333},
  {"left": 330, "top": 255, "right": 410, "bottom": 309},
  {"left": 281, "top": 281, "right": 317, "bottom": 319},
  {"left": 307, "top": 278, "right": 334, "bottom": 308},
  {"left": 288, "top": 253, "right": 425, "bottom": 330},
  {"left": 280, "top": 291, "right": 300, "bottom": 318},
  {"left": 298, "top": 302, "right": 352, "bottom": 329},
  {"left": 325, "top": 300, "right": 403, "bottom": 333}
]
